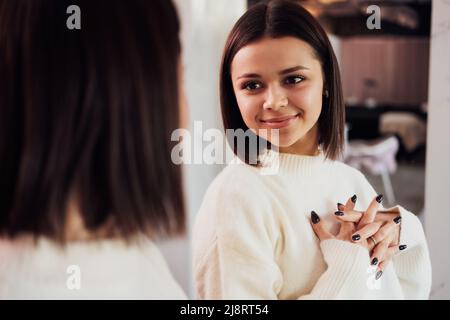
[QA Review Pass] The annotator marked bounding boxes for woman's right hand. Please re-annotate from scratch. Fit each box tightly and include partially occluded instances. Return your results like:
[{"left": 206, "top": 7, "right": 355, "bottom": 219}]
[
  {"left": 309, "top": 196, "right": 397, "bottom": 267},
  {"left": 310, "top": 209, "right": 373, "bottom": 250}
]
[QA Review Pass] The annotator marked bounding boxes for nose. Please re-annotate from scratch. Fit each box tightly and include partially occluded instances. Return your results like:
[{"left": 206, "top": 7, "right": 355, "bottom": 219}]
[{"left": 262, "top": 85, "right": 288, "bottom": 110}]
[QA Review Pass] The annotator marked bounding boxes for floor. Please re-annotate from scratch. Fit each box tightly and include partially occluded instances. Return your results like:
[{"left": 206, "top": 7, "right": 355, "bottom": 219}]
[{"left": 363, "top": 148, "right": 426, "bottom": 217}]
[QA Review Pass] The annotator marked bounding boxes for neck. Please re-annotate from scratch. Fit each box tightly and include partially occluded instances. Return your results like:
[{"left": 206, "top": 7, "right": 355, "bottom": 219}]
[{"left": 64, "top": 195, "right": 117, "bottom": 242}]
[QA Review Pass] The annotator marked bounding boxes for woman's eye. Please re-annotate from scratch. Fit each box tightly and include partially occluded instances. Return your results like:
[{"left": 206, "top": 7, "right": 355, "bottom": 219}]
[
  {"left": 284, "top": 76, "right": 304, "bottom": 85},
  {"left": 243, "top": 81, "right": 263, "bottom": 91}
]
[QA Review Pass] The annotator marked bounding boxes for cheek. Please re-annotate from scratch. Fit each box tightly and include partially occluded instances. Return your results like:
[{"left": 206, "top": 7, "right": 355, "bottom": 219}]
[
  {"left": 290, "top": 86, "right": 323, "bottom": 117},
  {"left": 235, "top": 94, "right": 262, "bottom": 125},
  {"left": 179, "top": 84, "right": 189, "bottom": 129}
]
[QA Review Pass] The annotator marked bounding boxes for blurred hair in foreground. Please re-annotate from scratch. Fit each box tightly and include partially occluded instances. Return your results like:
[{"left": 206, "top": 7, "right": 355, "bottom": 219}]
[{"left": 0, "top": 0, "right": 185, "bottom": 243}]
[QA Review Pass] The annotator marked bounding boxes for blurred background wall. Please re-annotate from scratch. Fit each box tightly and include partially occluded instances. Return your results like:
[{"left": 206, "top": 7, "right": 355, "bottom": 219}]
[
  {"left": 158, "top": 0, "right": 246, "bottom": 298},
  {"left": 425, "top": 0, "right": 450, "bottom": 300}
]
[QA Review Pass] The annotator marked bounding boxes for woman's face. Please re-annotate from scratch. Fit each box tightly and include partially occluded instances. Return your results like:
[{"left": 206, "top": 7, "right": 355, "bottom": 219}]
[{"left": 231, "top": 36, "right": 325, "bottom": 154}]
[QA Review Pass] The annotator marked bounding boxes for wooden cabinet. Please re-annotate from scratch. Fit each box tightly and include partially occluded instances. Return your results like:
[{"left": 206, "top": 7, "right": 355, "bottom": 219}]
[{"left": 339, "top": 37, "right": 430, "bottom": 106}]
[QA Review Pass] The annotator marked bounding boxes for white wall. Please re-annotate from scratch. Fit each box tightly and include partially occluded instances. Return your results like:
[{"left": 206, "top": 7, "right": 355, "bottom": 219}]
[
  {"left": 158, "top": 0, "right": 246, "bottom": 299},
  {"left": 328, "top": 34, "right": 341, "bottom": 67},
  {"left": 425, "top": 0, "right": 450, "bottom": 300}
]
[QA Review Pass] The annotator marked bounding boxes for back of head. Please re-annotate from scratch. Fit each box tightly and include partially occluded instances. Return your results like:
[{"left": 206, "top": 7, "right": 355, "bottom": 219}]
[{"left": 0, "top": 0, "right": 185, "bottom": 242}]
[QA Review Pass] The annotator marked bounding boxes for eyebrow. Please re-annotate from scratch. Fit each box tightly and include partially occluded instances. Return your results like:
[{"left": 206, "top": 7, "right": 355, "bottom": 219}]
[{"left": 236, "top": 65, "right": 310, "bottom": 80}]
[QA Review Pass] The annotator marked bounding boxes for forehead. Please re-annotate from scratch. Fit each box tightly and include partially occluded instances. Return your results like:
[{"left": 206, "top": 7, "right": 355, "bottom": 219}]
[{"left": 231, "top": 36, "right": 321, "bottom": 77}]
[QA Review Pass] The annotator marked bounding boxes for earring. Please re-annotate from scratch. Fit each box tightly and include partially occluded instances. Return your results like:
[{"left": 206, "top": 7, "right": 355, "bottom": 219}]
[{"left": 323, "top": 90, "right": 329, "bottom": 98}]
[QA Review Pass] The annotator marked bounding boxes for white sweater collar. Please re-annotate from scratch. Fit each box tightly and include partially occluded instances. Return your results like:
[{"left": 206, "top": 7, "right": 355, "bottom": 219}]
[{"left": 257, "top": 149, "right": 328, "bottom": 178}]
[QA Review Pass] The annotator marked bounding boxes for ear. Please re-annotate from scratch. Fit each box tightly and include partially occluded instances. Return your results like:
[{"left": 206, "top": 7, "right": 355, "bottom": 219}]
[{"left": 322, "top": 79, "right": 329, "bottom": 98}]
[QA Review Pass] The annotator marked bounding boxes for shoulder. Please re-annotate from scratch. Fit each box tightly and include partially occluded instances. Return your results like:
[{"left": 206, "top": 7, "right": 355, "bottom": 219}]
[
  {"left": 193, "top": 161, "right": 277, "bottom": 244},
  {"left": 193, "top": 162, "right": 280, "bottom": 271},
  {"left": 203, "top": 161, "right": 271, "bottom": 205},
  {"left": 326, "top": 159, "right": 366, "bottom": 180},
  {"left": 322, "top": 158, "right": 370, "bottom": 184}
]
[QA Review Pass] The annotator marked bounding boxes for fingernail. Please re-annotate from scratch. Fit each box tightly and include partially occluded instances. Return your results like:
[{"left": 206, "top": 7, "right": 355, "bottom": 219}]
[
  {"left": 311, "top": 211, "right": 320, "bottom": 224},
  {"left": 351, "top": 194, "right": 357, "bottom": 203},
  {"left": 352, "top": 234, "right": 361, "bottom": 241},
  {"left": 399, "top": 244, "right": 407, "bottom": 251},
  {"left": 371, "top": 257, "right": 379, "bottom": 266},
  {"left": 334, "top": 211, "right": 344, "bottom": 216},
  {"left": 394, "top": 216, "right": 402, "bottom": 224},
  {"left": 337, "top": 203, "right": 344, "bottom": 210},
  {"left": 376, "top": 270, "right": 383, "bottom": 280},
  {"left": 376, "top": 194, "right": 383, "bottom": 203}
]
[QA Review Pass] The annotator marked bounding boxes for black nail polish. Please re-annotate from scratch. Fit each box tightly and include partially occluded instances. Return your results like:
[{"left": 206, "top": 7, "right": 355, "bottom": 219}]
[
  {"left": 394, "top": 216, "right": 402, "bottom": 224},
  {"left": 399, "top": 244, "right": 407, "bottom": 251},
  {"left": 376, "top": 270, "right": 383, "bottom": 280},
  {"left": 371, "top": 257, "right": 379, "bottom": 266},
  {"left": 334, "top": 211, "right": 344, "bottom": 216},
  {"left": 311, "top": 211, "right": 320, "bottom": 224},
  {"left": 337, "top": 203, "right": 344, "bottom": 210},
  {"left": 376, "top": 194, "right": 384, "bottom": 203},
  {"left": 351, "top": 195, "right": 357, "bottom": 203},
  {"left": 352, "top": 234, "right": 361, "bottom": 241}
]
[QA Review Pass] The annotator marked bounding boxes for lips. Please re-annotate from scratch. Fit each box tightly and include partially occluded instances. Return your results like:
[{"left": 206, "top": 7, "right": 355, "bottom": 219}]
[
  {"left": 261, "top": 114, "right": 298, "bottom": 123},
  {"left": 260, "top": 113, "right": 300, "bottom": 129}
]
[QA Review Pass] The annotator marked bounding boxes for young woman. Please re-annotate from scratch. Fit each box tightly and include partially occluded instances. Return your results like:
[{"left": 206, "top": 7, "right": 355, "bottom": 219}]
[
  {"left": 193, "top": 0, "right": 431, "bottom": 299},
  {"left": 0, "top": 0, "right": 187, "bottom": 299}
]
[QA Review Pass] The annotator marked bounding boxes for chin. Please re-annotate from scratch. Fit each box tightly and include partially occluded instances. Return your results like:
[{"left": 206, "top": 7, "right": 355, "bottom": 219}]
[
  {"left": 266, "top": 135, "right": 299, "bottom": 149},
  {"left": 254, "top": 125, "right": 309, "bottom": 149}
]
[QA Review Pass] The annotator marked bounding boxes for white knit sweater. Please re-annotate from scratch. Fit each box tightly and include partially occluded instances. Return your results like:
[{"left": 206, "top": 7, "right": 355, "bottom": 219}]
[
  {"left": 0, "top": 234, "right": 186, "bottom": 299},
  {"left": 193, "top": 151, "right": 432, "bottom": 299}
]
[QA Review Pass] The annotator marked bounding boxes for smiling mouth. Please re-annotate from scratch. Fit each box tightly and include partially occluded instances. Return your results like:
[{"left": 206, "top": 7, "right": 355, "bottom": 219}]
[
  {"left": 260, "top": 112, "right": 301, "bottom": 129},
  {"left": 261, "top": 114, "right": 299, "bottom": 123},
  {"left": 259, "top": 113, "right": 301, "bottom": 129}
]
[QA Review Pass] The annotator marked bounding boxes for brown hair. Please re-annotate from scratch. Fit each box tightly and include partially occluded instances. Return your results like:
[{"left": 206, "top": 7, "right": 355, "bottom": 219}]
[
  {"left": 0, "top": 0, "right": 185, "bottom": 242},
  {"left": 220, "top": 0, "right": 345, "bottom": 162}
]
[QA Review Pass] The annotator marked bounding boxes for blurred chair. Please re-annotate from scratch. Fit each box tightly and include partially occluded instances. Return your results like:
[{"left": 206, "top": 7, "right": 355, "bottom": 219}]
[
  {"left": 379, "top": 112, "right": 426, "bottom": 153},
  {"left": 343, "top": 133, "right": 400, "bottom": 205}
]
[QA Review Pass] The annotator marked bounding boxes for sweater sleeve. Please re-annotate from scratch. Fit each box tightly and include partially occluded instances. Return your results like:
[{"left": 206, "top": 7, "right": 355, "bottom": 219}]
[
  {"left": 193, "top": 173, "right": 373, "bottom": 300},
  {"left": 298, "top": 239, "right": 372, "bottom": 299},
  {"left": 390, "top": 206, "right": 432, "bottom": 299},
  {"left": 193, "top": 179, "right": 283, "bottom": 299},
  {"left": 354, "top": 171, "right": 432, "bottom": 299}
]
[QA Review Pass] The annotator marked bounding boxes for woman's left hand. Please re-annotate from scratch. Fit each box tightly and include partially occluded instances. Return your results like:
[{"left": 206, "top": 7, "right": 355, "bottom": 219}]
[{"left": 335, "top": 195, "right": 404, "bottom": 276}]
